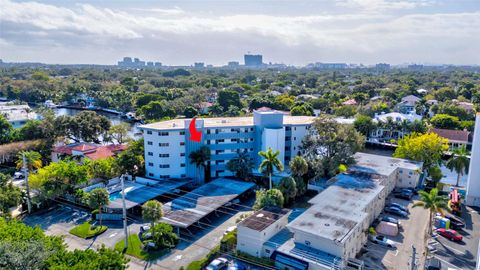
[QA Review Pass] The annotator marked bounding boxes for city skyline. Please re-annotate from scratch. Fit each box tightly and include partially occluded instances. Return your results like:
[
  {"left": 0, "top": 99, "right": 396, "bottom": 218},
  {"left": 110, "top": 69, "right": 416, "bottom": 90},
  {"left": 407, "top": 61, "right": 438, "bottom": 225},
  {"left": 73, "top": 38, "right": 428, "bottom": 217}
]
[{"left": 1, "top": 0, "right": 480, "bottom": 66}]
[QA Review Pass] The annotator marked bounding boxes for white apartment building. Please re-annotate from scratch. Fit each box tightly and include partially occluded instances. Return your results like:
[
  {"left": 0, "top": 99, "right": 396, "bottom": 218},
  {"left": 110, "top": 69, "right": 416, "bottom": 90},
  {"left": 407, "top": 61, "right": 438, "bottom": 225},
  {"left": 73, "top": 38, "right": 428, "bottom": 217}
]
[
  {"left": 241, "top": 153, "right": 423, "bottom": 270},
  {"left": 237, "top": 207, "right": 291, "bottom": 258},
  {"left": 139, "top": 110, "right": 314, "bottom": 182},
  {"left": 466, "top": 113, "right": 480, "bottom": 207}
]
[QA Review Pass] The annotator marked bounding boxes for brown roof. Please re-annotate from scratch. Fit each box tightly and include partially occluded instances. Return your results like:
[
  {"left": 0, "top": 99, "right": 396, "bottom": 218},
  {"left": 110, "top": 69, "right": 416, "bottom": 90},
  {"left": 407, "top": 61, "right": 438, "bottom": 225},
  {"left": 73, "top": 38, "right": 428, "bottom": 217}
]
[
  {"left": 239, "top": 207, "right": 290, "bottom": 232},
  {"left": 53, "top": 143, "right": 127, "bottom": 160},
  {"left": 430, "top": 128, "right": 470, "bottom": 143}
]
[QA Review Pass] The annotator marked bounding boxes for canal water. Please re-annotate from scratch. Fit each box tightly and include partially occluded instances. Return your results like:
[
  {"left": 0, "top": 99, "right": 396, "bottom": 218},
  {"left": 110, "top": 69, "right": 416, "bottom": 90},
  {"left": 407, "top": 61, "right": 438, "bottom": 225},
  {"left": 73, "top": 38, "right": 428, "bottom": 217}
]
[
  {"left": 53, "top": 108, "right": 142, "bottom": 139},
  {"left": 363, "top": 147, "right": 469, "bottom": 187}
]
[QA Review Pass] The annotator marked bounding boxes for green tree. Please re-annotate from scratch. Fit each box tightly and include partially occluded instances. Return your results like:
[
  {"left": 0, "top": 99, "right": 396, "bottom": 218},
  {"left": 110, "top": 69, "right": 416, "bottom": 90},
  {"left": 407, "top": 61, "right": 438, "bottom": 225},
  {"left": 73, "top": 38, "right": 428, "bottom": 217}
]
[
  {"left": 354, "top": 115, "right": 376, "bottom": 137},
  {"left": 446, "top": 145, "right": 470, "bottom": 187},
  {"left": 0, "top": 174, "right": 22, "bottom": 217},
  {"left": 258, "top": 147, "right": 284, "bottom": 189},
  {"left": 394, "top": 132, "right": 449, "bottom": 173},
  {"left": 412, "top": 188, "right": 449, "bottom": 235},
  {"left": 0, "top": 115, "right": 13, "bottom": 144},
  {"left": 46, "top": 245, "right": 128, "bottom": 270},
  {"left": 142, "top": 200, "right": 164, "bottom": 228},
  {"left": 189, "top": 146, "right": 211, "bottom": 182},
  {"left": 430, "top": 114, "right": 461, "bottom": 130},
  {"left": 150, "top": 223, "right": 179, "bottom": 250},
  {"left": 85, "top": 158, "right": 117, "bottom": 181},
  {"left": 87, "top": 188, "right": 109, "bottom": 227},
  {"left": 277, "top": 177, "right": 297, "bottom": 205},
  {"left": 217, "top": 90, "right": 241, "bottom": 112},
  {"left": 253, "top": 189, "right": 284, "bottom": 210},
  {"left": 301, "top": 115, "right": 364, "bottom": 177},
  {"left": 184, "top": 106, "right": 199, "bottom": 118},
  {"left": 138, "top": 100, "right": 176, "bottom": 121},
  {"left": 290, "top": 101, "right": 314, "bottom": 116},
  {"left": 114, "top": 139, "right": 145, "bottom": 176},
  {"left": 289, "top": 156, "right": 308, "bottom": 197},
  {"left": 226, "top": 150, "right": 254, "bottom": 180},
  {"left": 428, "top": 166, "right": 444, "bottom": 186},
  {"left": 108, "top": 123, "right": 130, "bottom": 144}
]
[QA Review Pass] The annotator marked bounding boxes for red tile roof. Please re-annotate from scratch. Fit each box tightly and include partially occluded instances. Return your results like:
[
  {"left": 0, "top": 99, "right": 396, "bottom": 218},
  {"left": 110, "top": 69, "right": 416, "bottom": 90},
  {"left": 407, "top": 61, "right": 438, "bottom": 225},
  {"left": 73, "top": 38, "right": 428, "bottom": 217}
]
[
  {"left": 342, "top": 99, "right": 357, "bottom": 105},
  {"left": 53, "top": 143, "right": 127, "bottom": 160},
  {"left": 430, "top": 128, "right": 470, "bottom": 143}
]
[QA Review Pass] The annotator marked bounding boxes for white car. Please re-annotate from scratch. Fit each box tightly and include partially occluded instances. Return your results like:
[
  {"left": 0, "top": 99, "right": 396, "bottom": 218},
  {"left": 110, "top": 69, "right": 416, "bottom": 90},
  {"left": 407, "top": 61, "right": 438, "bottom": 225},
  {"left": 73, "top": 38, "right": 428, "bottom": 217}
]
[
  {"left": 206, "top": 257, "right": 229, "bottom": 270},
  {"left": 224, "top": 226, "right": 237, "bottom": 235},
  {"left": 370, "top": 235, "right": 396, "bottom": 248},
  {"left": 13, "top": 172, "right": 25, "bottom": 180}
]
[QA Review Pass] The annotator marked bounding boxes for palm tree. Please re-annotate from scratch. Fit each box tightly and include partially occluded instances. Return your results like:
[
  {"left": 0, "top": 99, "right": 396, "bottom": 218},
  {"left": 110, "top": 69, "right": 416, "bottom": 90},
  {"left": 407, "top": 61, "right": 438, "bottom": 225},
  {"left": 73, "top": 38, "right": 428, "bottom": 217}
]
[
  {"left": 189, "top": 146, "right": 211, "bottom": 182},
  {"left": 87, "top": 188, "right": 110, "bottom": 227},
  {"left": 142, "top": 200, "right": 164, "bottom": 229},
  {"left": 413, "top": 188, "right": 449, "bottom": 235},
  {"left": 446, "top": 145, "right": 470, "bottom": 187},
  {"left": 258, "top": 147, "right": 284, "bottom": 189},
  {"left": 289, "top": 156, "right": 308, "bottom": 178},
  {"left": 226, "top": 150, "right": 254, "bottom": 180},
  {"left": 16, "top": 151, "right": 42, "bottom": 213}
]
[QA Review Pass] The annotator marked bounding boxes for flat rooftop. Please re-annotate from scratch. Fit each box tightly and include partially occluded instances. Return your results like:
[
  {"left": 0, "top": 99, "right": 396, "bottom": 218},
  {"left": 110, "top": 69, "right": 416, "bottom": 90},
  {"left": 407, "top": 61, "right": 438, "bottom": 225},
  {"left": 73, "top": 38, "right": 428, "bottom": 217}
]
[
  {"left": 139, "top": 115, "right": 315, "bottom": 130},
  {"left": 288, "top": 171, "right": 385, "bottom": 243},
  {"left": 351, "top": 152, "right": 423, "bottom": 177},
  {"left": 239, "top": 207, "right": 290, "bottom": 232},
  {"left": 107, "top": 179, "right": 190, "bottom": 209},
  {"left": 162, "top": 178, "right": 255, "bottom": 228},
  {"left": 275, "top": 238, "right": 342, "bottom": 269}
]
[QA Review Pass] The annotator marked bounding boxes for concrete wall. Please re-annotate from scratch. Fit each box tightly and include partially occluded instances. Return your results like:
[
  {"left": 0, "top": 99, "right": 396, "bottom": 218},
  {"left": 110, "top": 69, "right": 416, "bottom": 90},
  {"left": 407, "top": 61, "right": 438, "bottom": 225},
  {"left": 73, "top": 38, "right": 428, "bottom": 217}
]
[{"left": 396, "top": 167, "right": 421, "bottom": 188}]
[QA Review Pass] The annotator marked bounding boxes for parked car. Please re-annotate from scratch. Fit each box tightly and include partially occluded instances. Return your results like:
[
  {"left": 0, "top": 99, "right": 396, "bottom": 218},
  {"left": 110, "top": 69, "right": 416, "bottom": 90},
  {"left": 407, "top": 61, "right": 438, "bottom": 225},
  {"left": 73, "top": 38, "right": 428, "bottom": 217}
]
[
  {"left": 437, "top": 228, "right": 463, "bottom": 242},
  {"left": 224, "top": 226, "right": 237, "bottom": 236},
  {"left": 445, "top": 214, "right": 465, "bottom": 229},
  {"left": 227, "top": 262, "right": 246, "bottom": 270},
  {"left": 370, "top": 235, "right": 396, "bottom": 248},
  {"left": 206, "top": 257, "right": 229, "bottom": 270},
  {"left": 381, "top": 216, "right": 402, "bottom": 227},
  {"left": 425, "top": 257, "right": 441, "bottom": 270},
  {"left": 394, "top": 190, "right": 413, "bottom": 200},
  {"left": 385, "top": 207, "right": 408, "bottom": 217},
  {"left": 387, "top": 203, "right": 409, "bottom": 213},
  {"left": 13, "top": 172, "right": 25, "bottom": 180}
]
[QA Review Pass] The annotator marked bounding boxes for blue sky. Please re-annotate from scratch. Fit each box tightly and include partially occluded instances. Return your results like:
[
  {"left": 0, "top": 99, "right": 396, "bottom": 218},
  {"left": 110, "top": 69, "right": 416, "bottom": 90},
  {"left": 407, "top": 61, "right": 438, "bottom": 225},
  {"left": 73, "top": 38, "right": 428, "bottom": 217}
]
[{"left": 1, "top": 0, "right": 479, "bottom": 65}]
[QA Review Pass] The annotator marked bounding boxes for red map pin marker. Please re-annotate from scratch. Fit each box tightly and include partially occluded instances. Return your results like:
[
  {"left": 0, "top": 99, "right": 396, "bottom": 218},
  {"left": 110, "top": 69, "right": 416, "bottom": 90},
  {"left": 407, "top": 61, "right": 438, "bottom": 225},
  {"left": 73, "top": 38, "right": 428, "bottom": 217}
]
[{"left": 189, "top": 117, "right": 202, "bottom": 142}]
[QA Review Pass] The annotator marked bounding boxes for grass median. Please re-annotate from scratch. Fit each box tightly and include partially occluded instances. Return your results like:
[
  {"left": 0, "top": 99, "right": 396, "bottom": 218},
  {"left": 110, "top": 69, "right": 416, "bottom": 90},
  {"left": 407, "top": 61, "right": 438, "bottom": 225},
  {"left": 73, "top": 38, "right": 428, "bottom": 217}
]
[
  {"left": 69, "top": 221, "right": 107, "bottom": 239},
  {"left": 114, "top": 234, "right": 168, "bottom": 261}
]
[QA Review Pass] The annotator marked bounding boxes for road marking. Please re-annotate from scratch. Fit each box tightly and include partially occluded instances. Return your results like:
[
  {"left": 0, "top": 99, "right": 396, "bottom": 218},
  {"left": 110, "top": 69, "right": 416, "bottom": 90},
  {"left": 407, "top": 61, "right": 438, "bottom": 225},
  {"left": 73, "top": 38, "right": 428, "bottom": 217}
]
[
  {"left": 109, "top": 233, "right": 117, "bottom": 238},
  {"left": 173, "top": 255, "right": 183, "bottom": 261}
]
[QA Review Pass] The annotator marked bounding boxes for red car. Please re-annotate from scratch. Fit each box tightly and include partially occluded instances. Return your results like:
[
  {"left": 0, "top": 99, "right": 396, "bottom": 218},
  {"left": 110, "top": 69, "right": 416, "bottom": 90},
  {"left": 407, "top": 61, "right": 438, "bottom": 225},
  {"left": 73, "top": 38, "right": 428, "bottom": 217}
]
[{"left": 437, "top": 228, "right": 463, "bottom": 241}]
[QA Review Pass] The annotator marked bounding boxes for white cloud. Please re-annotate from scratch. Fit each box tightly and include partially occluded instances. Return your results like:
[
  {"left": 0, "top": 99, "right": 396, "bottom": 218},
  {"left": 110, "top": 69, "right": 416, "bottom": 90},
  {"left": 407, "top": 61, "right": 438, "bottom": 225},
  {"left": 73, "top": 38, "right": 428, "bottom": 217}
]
[
  {"left": 0, "top": 0, "right": 478, "bottom": 65},
  {"left": 336, "top": 0, "right": 434, "bottom": 12}
]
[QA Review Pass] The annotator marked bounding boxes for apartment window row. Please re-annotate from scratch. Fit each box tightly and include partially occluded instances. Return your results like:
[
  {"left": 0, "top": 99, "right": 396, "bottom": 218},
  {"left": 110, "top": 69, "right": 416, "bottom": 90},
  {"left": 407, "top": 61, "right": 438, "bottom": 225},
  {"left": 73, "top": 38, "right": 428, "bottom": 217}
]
[
  {"left": 158, "top": 131, "right": 169, "bottom": 136},
  {"left": 206, "top": 127, "right": 254, "bottom": 134},
  {"left": 159, "top": 164, "right": 170, "bottom": 168},
  {"left": 159, "top": 154, "right": 169, "bottom": 158},
  {"left": 159, "top": 143, "right": 169, "bottom": 147}
]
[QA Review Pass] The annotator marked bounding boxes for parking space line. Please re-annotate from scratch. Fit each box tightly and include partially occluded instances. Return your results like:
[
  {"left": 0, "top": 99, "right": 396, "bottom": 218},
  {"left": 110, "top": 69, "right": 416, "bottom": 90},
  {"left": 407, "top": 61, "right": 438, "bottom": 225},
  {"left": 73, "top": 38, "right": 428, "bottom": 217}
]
[
  {"left": 432, "top": 255, "right": 461, "bottom": 270},
  {"left": 434, "top": 240, "right": 466, "bottom": 255}
]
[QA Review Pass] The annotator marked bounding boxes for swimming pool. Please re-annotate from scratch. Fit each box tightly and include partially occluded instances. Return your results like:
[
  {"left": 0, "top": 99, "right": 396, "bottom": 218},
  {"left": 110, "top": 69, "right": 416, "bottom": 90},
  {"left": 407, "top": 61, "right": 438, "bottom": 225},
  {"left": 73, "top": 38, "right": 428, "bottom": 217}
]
[{"left": 109, "top": 191, "right": 123, "bottom": 201}]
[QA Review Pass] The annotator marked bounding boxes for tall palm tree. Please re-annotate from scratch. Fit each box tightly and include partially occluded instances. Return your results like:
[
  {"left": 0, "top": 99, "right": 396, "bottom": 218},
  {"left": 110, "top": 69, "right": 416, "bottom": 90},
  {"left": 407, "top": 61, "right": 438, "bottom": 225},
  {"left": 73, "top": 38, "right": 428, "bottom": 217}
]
[
  {"left": 258, "top": 147, "right": 284, "bottom": 189},
  {"left": 142, "top": 200, "right": 164, "bottom": 229},
  {"left": 226, "top": 150, "right": 254, "bottom": 180},
  {"left": 189, "top": 146, "right": 211, "bottom": 182},
  {"left": 413, "top": 188, "right": 449, "bottom": 235},
  {"left": 446, "top": 145, "right": 470, "bottom": 187},
  {"left": 87, "top": 188, "right": 110, "bottom": 227},
  {"left": 16, "top": 151, "right": 42, "bottom": 213}
]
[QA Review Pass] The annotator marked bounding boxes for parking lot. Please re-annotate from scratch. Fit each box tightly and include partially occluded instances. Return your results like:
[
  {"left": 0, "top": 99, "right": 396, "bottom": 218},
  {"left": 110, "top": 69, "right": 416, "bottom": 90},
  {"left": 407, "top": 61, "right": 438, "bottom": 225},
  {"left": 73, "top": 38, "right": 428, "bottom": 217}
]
[
  {"left": 360, "top": 194, "right": 430, "bottom": 270},
  {"left": 428, "top": 206, "right": 480, "bottom": 270}
]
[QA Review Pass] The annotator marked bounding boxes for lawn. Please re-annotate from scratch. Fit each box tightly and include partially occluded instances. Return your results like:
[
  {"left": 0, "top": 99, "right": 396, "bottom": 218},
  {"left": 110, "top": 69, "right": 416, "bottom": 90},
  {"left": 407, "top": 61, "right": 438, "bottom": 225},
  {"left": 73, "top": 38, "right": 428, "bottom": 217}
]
[
  {"left": 69, "top": 221, "right": 107, "bottom": 239},
  {"left": 114, "top": 234, "right": 168, "bottom": 261}
]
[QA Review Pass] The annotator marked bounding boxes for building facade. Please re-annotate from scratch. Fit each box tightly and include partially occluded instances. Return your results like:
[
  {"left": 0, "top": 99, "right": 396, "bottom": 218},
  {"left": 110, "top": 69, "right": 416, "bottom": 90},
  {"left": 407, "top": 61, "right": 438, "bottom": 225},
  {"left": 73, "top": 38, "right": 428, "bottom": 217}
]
[
  {"left": 244, "top": 54, "right": 263, "bottom": 67},
  {"left": 139, "top": 110, "right": 314, "bottom": 181},
  {"left": 466, "top": 113, "right": 480, "bottom": 207}
]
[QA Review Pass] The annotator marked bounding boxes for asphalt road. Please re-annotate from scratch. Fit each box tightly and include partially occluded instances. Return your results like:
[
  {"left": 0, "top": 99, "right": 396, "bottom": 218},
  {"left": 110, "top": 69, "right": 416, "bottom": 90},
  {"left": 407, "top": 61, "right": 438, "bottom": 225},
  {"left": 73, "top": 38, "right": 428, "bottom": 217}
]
[
  {"left": 429, "top": 206, "right": 480, "bottom": 270},
  {"left": 360, "top": 194, "right": 430, "bottom": 270}
]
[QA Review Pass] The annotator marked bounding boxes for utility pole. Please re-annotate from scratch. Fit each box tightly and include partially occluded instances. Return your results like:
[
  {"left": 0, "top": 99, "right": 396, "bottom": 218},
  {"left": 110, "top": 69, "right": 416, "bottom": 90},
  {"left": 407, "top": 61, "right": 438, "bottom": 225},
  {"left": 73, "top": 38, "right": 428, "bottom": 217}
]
[
  {"left": 22, "top": 153, "right": 32, "bottom": 213},
  {"left": 411, "top": 245, "right": 417, "bottom": 270},
  {"left": 121, "top": 174, "right": 128, "bottom": 250}
]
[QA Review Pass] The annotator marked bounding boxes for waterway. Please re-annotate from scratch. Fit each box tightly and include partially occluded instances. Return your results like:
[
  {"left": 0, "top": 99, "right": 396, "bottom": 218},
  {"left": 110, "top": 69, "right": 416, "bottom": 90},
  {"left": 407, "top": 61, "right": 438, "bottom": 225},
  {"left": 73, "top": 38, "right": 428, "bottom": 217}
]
[{"left": 53, "top": 108, "right": 142, "bottom": 139}]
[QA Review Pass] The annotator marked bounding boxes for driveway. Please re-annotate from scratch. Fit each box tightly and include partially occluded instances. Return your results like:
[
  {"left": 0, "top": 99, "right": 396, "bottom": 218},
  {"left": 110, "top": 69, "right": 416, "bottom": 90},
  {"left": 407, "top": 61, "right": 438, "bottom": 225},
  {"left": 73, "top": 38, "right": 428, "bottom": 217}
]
[
  {"left": 360, "top": 195, "right": 430, "bottom": 270},
  {"left": 429, "top": 206, "right": 480, "bottom": 270}
]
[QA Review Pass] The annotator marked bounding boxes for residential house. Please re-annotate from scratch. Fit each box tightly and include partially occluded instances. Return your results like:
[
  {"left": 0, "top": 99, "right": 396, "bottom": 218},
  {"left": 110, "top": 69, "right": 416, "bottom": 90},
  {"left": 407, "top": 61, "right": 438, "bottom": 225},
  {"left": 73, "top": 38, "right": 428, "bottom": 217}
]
[
  {"left": 52, "top": 143, "right": 127, "bottom": 162},
  {"left": 430, "top": 128, "right": 472, "bottom": 151}
]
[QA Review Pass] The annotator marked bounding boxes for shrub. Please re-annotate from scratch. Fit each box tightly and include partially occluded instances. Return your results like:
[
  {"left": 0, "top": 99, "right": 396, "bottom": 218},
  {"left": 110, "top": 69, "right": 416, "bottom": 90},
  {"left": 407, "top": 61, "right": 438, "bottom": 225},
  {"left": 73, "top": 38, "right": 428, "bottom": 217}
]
[{"left": 220, "top": 230, "right": 237, "bottom": 252}]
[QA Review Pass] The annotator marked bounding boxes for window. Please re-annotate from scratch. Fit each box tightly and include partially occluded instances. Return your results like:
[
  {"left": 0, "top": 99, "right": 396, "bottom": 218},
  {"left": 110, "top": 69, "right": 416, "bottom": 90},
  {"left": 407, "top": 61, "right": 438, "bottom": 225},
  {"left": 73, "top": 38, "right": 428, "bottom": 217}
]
[
  {"left": 285, "top": 126, "right": 291, "bottom": 131},
  {"left": 160, "top": 175, "right": 170, "bottom": 179},
  {"left": 159, "top": 154, "right": 169, "bottom": 158},
  {"left": 159, "top": 164, "right": 170, "bottom": 168},
  {"left": 409, "top": 171, "right": 413, "bottom": 175},
  {"left": 158, "top": 131, "right": 169, "bottom": 136},
  {"left": 305, "top": 241, "right": 311, "bottom": 246},
  {"left": 180, "top": 153, "right": 185, "bottom": 157},
  {"left": 216, "top": 150, "right": 225, "bottom": 154},
  {"left": 147, "top": 130, "right": 152, "bottom": 135},
  {"left": 147, "top": 152, "right": 153, "bottom": 156},
  {"left": 286, "top": 136, "right": 291, "bottom": 141},
  {"left": 159, "top": 143, "right": 169, "bottom": 147},
  {"left": 294, "top": 137, "right": 297, "bottom": 140},
  {"left": 181, "top": 174, "right": 186, "bottom": 177},
  {"left": 217, "top": 139, "right": 225, "bottom": 143},
  {"left": 265, "top": 249, "right": 271, "bottom": 254},
  {"left": 399, "top": 170, "right": 403, "bottom": 174},
  {"left": 285, "top": 146, "right": 290, "bottom": 151},
  {"left": 294, "top": 127, "right": 297, "bottom": 131},
  {"left": 180, "top": 142, "right": 185, "bottom": 146},
  {"left": 147, "top": 141, "right": 153, "bottom": 145},
  {"left": 148, "top": 162, "right": 153, "bottom": 167},
  {"left": 180, "top": 131, "right": 185, "bottom": 135},
  {"left": 216, "top": 160, "right": 224, "bottom": 164},
  {"left": 148, "top": 173, "right": 154, "bottom": 177},
  {"left": 181, "top": 163, "right": 186, "bottom": 167}
]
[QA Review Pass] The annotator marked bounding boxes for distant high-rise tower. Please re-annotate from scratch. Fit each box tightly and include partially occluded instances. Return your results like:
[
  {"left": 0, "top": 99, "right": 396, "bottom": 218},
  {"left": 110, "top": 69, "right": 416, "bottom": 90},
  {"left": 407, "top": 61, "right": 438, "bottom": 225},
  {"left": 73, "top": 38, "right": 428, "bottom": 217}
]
[
  {"left": 466, "top": 113, "right": 480, "bottom": 206},
  {"left": 244, "top": 54, "right": 263, "bottom": 67}
]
